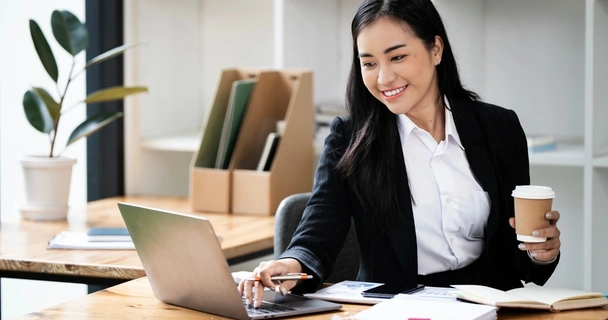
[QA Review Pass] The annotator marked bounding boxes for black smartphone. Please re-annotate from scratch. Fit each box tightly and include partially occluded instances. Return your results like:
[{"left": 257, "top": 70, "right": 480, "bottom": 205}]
[{"left": 361, "top": 283, "right": 425, "bottom": 299}]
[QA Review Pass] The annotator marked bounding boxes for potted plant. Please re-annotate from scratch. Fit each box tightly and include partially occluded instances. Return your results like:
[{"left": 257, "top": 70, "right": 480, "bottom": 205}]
[{"left": 20, "top": 10, "right": 147, "bottom": 221}]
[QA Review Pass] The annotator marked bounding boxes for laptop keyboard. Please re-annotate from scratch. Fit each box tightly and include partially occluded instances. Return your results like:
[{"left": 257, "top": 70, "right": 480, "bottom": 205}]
[{"left": 242, "top": 297, "right": 296, "bottom": 315}]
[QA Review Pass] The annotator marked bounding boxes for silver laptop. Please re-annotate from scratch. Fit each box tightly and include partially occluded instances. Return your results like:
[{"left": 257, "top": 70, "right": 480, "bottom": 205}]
[{"left": 117, "top": 202, "right": 342, "bottom": 320}]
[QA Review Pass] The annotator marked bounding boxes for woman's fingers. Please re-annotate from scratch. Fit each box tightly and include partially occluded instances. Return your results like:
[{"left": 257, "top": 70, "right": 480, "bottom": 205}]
[
  {"left": 519, "top": 237, "right": 560, "bottom": 251},
  {"left": 545, "top": 210, "right": 560, "bottom": 224},
  {"left": 528, "top": 248, "right": 560, "bottom": 262},
  {"left": 253, "top": 281, "right": 265, "bottom": 308},
  {"left": 276, "top": 280, "right": 297, "bottom": 295},
  {"left": 511, "top": 210, "right": 560, "bottom": 230},
  {"left": 239, "top": 259, "right": 303, "bottom": 308},
  {"left": 518, "top": 237, "right": 561, "bottom": 262},
  {"left": 532, "top": 224, "right": 561, "bottom": 239},
  {"left": 240, "top": 266, "right": 262, "bottom": 306}
]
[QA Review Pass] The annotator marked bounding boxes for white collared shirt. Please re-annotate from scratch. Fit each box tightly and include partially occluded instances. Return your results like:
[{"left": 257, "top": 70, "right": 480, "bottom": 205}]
[{"left": 397, "top": 99, "right": 491, "bottom": 275}]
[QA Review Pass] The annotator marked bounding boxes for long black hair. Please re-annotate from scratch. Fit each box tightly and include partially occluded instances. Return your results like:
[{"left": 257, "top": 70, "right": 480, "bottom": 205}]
[{"left": 336, "top": 0, "right": 479, "bottom": 231}]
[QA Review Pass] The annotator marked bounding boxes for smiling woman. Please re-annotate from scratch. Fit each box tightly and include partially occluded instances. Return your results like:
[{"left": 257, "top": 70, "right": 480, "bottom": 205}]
[{"left": 240, "top": 0, "right": 563, "bottom": 310}]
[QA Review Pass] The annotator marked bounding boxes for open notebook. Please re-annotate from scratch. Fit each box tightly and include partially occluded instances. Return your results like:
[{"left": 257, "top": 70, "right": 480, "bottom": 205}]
[{"left": 451, "top": 285, "right": 608, "bottom": 312}]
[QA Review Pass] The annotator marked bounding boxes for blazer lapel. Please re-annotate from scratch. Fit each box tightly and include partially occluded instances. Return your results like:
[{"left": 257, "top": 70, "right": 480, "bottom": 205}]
[
  {"left": 387, "top": 132, "right": 418, "bottom": 284},
  {"left": 451, "top": 99, "right": 501, "bottom": 242}
]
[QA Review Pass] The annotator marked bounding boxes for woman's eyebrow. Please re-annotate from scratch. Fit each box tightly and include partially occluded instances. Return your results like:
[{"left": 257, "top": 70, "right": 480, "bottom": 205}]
[{"left": 358, "top": 44, "right": 406, "bottom": 58}]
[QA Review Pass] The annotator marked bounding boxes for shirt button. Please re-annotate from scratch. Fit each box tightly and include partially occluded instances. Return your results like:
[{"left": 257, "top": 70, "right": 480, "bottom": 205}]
[
  {"left": 450, "top": 238, "right": 454, "bottom": 244},
  {"left": 446, "top": 198, "right": 451, "bottom": 204},
  {"left": 435, "top": 158, "right": 440, "bottom": 164}
]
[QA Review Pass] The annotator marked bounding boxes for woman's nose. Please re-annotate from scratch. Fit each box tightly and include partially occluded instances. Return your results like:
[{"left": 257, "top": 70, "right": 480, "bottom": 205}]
[{"left": 377, "top": 65, "right": 397, "bottom": 86}]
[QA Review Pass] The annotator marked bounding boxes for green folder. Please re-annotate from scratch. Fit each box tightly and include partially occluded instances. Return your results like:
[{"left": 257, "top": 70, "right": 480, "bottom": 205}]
[
  {"left": 194, "top": 73, "right": 236, "bottom": 168},
  {"left": 215, "top": 78, "right": 257, "bottom": 169}
]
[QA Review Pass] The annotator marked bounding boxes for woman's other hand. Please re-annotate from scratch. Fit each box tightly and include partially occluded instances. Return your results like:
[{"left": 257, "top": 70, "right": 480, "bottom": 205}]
[
  {"left": 237, "top": 258, "right": 303, "bottom": 308},
  {"left": 509, "top": 210, "right": 561, "bottom": 263}
]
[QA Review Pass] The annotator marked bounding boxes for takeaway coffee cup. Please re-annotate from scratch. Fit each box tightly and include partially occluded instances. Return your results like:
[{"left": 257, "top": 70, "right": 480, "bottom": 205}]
[{"left": 512, "top": 185, "right": 555, "bottom": 243}]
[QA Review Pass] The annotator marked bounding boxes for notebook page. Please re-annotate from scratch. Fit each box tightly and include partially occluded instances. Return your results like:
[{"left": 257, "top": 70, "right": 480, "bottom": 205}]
[
  {"left": 508, "top": 287, "right": 605, "bottom": 305},
  {"left": 452, "top": 285, "right": 536, "bottom": 305}
]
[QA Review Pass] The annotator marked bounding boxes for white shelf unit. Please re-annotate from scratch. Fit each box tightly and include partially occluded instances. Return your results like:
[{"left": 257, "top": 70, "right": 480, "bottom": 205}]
[
  {"left": 528, "top": 143, "right": 585, "bottom": 167},
  {"left": 141, "top": 131, "right": 200, "bottom": 153},
  {"left": 123, "top": 0, "right": 607, "bottom": 290},
  {"left": 593, "top": 156, "right": 608, "bottom": 168}
]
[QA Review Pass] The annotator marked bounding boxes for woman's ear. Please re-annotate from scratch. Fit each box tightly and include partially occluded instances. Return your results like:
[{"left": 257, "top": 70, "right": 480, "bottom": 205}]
[{"left": 433, "top": 35, "right": 444, "bottom": 65}]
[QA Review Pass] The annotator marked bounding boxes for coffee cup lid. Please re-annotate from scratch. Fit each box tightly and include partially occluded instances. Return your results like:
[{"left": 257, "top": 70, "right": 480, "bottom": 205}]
[{"left": 511, "top": 185, "right": 555, "bottom": 199}]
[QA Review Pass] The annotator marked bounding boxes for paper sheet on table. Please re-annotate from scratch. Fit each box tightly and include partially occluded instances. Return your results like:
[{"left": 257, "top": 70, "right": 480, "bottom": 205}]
[
  {"left": 47, "top": 231, "right": 135, "bottom": 250},
  {"left": 304, "top": 280, "right": 385, "bottom": 304},
  {"left": 352, "top": 298, "right": 497, "bottom": 320},
  {"left": 399, "top": 286, "right": 459, "bottom": 301}
]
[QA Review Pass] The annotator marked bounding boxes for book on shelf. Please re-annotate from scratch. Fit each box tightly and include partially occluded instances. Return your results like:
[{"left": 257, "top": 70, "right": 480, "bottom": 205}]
[
  {"left": 215, "top": 78, "right": 257, "bottom": 169},
  {"left": 48, "top": 231, "right": 135, "bottom": 250},
  {"left": 256, "top": 132, "right": 281, "bottom": 171},
  {"left": 526, "top": 134, "right": 557, "bottom": 153},
  {"left": 450, "top": 284, "right": 608, "bottom": 312}
]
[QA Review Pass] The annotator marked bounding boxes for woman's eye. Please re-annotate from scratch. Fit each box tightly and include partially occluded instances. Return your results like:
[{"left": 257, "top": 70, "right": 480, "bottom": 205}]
[
  {"left": 361, "top": 62, "right": 376, "bottom": 68},
  {"left": 392, "top": 55, "right": 406, "bottom": 61}
]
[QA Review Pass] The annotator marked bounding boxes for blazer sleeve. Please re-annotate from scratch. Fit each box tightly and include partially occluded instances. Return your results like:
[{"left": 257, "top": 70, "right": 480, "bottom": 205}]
[
  {"left": 279, "top": 117, "right": 354, "bottom": 292},
  {"left": 506, "top": 110, "right": 559, "bottom": 284}
]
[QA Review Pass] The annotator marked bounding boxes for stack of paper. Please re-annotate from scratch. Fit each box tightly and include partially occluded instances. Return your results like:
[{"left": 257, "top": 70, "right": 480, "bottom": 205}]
[
  {"left": 48, "top": 231, "right": 135, "bottom": 250},
  {"left": 353, "top": 297, "right": 497, "bottom": 320}
]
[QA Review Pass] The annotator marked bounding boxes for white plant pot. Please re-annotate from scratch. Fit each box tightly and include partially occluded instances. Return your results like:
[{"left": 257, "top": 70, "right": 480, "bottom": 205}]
[{"left": 19, "top": 155, "right": 77, "bottom": 221}]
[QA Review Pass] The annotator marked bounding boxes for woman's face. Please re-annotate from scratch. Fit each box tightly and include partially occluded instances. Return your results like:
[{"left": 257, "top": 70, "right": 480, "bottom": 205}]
[{"left": 357, "top": 17, "right": 443, "bottom": 115}]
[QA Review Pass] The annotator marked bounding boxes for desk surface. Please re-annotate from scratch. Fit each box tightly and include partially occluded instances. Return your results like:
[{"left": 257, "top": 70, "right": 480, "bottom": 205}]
[
  {"left": 0, "top": 196, "right": 275, "bottom": 280},
  {"left": 13, "top": 277, "right": 608, "bottom": 320}
]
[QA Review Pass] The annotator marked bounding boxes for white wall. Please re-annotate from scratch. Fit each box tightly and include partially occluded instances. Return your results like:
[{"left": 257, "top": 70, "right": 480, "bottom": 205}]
[{"left": 0, "top": 0, "right": 87, "bottom": 318}]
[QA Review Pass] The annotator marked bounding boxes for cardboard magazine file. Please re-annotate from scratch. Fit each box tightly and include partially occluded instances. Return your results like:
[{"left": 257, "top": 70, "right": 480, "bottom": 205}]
[
  {"left": 230, "top": 70, "right": 314, "bottom": 215},
  {"left": 189, "top": 69, "right": 260, "bottom": 213}
]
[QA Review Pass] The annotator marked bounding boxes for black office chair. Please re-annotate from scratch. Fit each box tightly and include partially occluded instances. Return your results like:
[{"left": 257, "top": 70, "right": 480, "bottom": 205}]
[{"left": 274, "top": 192, "right": 360, "bottom": 283}]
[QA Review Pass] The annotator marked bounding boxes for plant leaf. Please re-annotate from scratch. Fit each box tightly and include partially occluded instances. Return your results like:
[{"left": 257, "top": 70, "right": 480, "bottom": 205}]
[
  {"left": 29, "top": 20, "right": 58, "bottom": 82},
  {"left": 84, "top": 86, "right": 148, "bottom": 104},
  {"left": 23, "top": 89, "right": 54, "bottom": 133},
  {"left": 67, "top": 111, "right": 123, "bottom": 146},
  {"left": 33, "top": 87, "right": 61, "bottom": 120},
  {"left": 85, "top": 41, "right": 145, "bottom": 69},
  {"left": 51, "top": 10, "right": 88, "bottom": 56}
]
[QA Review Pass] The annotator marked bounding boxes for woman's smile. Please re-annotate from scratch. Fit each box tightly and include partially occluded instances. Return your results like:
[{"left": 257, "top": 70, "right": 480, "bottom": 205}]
[{"left": 382, "top": 85, "right": 408, "bottom": 101}]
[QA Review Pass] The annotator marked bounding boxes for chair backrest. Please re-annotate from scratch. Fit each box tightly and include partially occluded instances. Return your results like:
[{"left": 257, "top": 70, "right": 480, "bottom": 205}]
[{"left": 274, "top": 193, "right": 360, "bottom": 283}]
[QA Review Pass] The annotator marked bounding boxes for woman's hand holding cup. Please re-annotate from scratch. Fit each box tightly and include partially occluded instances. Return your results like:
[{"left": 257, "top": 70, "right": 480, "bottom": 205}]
[{"left": 510, "top": 185, "right": 561, "bottom": 263}]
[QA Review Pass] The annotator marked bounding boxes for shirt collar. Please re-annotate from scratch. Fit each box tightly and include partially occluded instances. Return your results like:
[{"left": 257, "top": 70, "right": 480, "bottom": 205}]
[
  {"left": 397, "top": 96, "right": 465, "bottom": 150},
  {"left": 444, "top": 98, "right": 465, "bottom": 150}
]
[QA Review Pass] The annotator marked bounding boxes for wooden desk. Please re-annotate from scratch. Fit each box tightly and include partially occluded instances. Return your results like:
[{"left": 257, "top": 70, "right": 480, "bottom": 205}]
[
  {"left": 0, "top": 196, "right": 275, "bottom": 284},
  {"left": 13, "top": 277, "right": 608, "bottom": 319}
]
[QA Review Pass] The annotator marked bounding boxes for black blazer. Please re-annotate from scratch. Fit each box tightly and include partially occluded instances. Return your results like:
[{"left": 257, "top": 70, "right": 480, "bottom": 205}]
[{"left": 281, "top": 99, "right": 558, "bottom": 292}]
